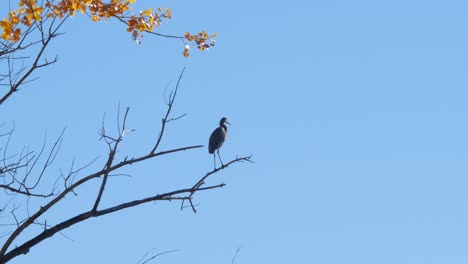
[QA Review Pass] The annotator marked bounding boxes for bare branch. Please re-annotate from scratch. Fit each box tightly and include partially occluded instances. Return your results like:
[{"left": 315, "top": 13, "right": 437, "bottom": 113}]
[
  {"left": 150, "top": 67, "right": 185, "bottom": 154},
  {"left": 0, "top": 152, "right": 249, "bottom": 263},
  {"left": 0, "top": 65, "right": 252, "bottom": 264},
  {"left": 92, "top": 108, "right": 130, "bottom": 211},
  {"left": 137, "top": 249, "right": 181, "bottom": 264},
  {"left": 0, "top": 15, "right": 68, "bottom": 107},
  {"left": 232, "top": 248, "right": 241, "bottom": 264},
  {"left": 0, "top": 125, "right": 58, "bottom": 198},
  {"left": 1, "top": 183, "right": 220, "bottom": 262},
  {"left": 192, "top": 155, "right": 253, "bottom": 193},
  {"left": 0, "top": 184, "right": 52, "bottom": 198},
  {"left": 181, "top": 155, "right": 252, "bottom": 213}
]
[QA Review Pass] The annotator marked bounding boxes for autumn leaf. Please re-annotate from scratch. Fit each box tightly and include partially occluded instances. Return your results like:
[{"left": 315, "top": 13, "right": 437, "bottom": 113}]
[
  {"left": 1, "top": 0, "right": 216, "bottom": 57},
  {"left": 183, "top": 44, "right": 190, "bottom": 57}
]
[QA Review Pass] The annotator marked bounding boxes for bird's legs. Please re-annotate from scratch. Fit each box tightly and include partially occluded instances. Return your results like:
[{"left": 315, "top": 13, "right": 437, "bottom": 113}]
[
  {"left": 217, "top": 149, "right": 224, "bottom": 167},
  {"left": 213, "top": 153, "right": 216, "bottom": 170}
]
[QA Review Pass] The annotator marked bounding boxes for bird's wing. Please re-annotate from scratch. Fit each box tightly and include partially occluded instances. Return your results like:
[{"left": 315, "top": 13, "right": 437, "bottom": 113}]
[{"left": 208, "top": 127, "right": 223, "bottom": 154}]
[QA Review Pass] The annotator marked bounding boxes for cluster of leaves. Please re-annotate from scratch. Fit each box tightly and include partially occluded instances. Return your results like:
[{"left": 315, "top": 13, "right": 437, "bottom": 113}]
[
  {"left": 127, "top": 7, "right": 171, "bottom": 43},
  {"left": 45, "top": 0, "right": 131, "bottom": 18},
  {"left": 0, "top": 0, "right": 217, "bottom": 57},
  {"left": 183, "top": 31, "right": 216, "bottom": 57},
  {"left": 0, "top": 0, "right": 43, "bottom": 41}
]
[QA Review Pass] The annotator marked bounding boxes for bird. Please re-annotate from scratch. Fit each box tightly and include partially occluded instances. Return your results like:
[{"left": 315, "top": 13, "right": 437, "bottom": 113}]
[{"left": 208, "top": 117, "right": 231, "bottom": 169}]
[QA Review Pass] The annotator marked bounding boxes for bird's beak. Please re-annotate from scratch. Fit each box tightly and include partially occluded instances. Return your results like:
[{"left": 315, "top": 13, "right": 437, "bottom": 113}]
[{"left": 225, "top": 121, "right": 231, "bottom": 125}]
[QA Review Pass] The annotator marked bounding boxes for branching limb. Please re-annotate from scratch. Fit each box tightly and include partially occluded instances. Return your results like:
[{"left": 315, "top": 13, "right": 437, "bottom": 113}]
[
  {"left": 1, "top": 182, "right": 222, "bottom": 262},
  {"left": 0, "top": 68, "right": 252, "bottom": 264},
  {"left": 0, "top": 152, "right": 250, "bottom": 263},
  {"left": 183, "top": 155, "right": 253, "bottom": 213},
  {"left": 0, "top": 184, "right": 51, "bottom": 198},
  {"left": 0, "top": 68, "right": 196, "bottom": 262},
  {"left": 0, "top": 126, "right": 61, "bottom": 198},
  {"left": 93, "top": 108, "right": 130, "bottom": 211},
  {"left": 0, "top": 15, "right": 67, "bottom": 107},
  {"left": 151, "top": 67, "right": 185, "bottom": 154}
]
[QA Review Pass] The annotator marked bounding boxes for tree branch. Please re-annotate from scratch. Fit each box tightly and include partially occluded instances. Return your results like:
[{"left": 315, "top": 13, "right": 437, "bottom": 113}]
[
  {"left": 1, "top": 183, "right": 222, "bottom": 263},
  {"left": 151, "top": 67, "right": 185, "bottom": 154},
  {"left": 0, "top": 64, "right": 252, "bottom": 263},
  {"left": 0, "top": 16, "right": 67, "bottom": 107},
  {"left": 93, "top": 108, "right": 130, "bottom": 211},
  {"left": 183, "top": 155, "right": 252, "bottom": 213},
  {"left": 0, "top": 152, "right": 251, "bottom": 263},
  {"left": 0, "top": 141, "right": 204, "bottom": 260}
]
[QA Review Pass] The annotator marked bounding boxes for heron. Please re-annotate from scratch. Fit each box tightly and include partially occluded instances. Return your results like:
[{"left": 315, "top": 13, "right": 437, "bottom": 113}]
[{"left": 208, "top": 117, "right": 231, "bottom": 169}]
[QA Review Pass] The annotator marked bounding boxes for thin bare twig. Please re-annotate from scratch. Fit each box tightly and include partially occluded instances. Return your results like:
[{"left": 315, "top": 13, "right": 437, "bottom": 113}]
[
  {"left": 137, "top": 249, "right": 181, "bottom": 264},
  {"left": 232, "top": 248, "right": 241, "bottom": 264},
  {"left": 92, "top": 108, "right": 130, "bottom": 211},
  {"left": 151, "top": 67, "right": 185, "bottom": 154}
]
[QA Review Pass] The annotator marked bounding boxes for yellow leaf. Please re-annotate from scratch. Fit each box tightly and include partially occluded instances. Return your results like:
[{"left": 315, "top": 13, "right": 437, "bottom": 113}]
[
  {"left": 141, "top": 8, "right": 152, "bottom": 17},
  {"left": 164, "top": 7, "right": 171, "bottom": 18}
]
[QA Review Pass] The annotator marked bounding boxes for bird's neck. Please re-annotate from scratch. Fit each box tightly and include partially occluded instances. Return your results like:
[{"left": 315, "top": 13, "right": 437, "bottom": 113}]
[{"left": 221, "top": 124, "right": 227, "bottom": 132}]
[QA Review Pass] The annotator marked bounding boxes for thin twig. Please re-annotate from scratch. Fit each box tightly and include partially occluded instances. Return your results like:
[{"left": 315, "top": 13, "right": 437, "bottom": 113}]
[
  {"left": 151, "top": 67, "right": 185, "bottom": 154},
  {"left": 137, "top": 249, "right": 181, "bottom": 264},
  {"left": 232, "top": 248, "right": 241, "bottom": 264}
]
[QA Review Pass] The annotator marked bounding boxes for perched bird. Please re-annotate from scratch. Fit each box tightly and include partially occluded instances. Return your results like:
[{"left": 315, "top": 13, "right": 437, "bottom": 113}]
[{"left": 209, "top": 117, "right": 231, "bottom": 169}]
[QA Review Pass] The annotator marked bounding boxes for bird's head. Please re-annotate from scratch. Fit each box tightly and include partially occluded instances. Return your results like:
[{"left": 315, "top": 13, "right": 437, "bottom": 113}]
[{"left": 220, "top": 117, "right": 231, "bottom": 126}]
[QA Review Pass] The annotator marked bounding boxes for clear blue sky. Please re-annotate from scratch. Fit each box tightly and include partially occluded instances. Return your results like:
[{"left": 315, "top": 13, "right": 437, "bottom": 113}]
[{"left": 2, "top": 0, "right": 468, "bottom": 263}]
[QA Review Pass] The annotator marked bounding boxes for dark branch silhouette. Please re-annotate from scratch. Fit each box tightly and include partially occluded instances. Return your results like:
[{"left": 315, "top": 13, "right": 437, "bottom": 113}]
[
  {"left": 0, "top": 68, "right": 252, "bottom": 263},
  {"left": 0, "top": 15, "right": 67, "bottom": 107},
  {"left": 0, "top": 5, "right": 246, "bottom": 263}
]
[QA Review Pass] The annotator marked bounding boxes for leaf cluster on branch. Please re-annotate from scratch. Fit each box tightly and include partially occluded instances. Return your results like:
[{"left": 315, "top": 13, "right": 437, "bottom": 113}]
[{"left": 1, "top": 0, "right": 216, "bottom": 55}]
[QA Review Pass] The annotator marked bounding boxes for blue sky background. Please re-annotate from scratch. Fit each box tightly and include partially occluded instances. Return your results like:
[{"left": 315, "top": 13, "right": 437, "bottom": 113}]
[{"left": 2, "top": 0, "right": 468, "bottom": 263}]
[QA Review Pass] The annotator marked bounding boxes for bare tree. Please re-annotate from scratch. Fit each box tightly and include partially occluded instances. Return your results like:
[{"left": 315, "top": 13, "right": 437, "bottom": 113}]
[
  {"left": 0, "top": 67, "right": 252, "bottom": 263},
  {"left": 0, "top": 3, "right": 250, "bottom": 263}
]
